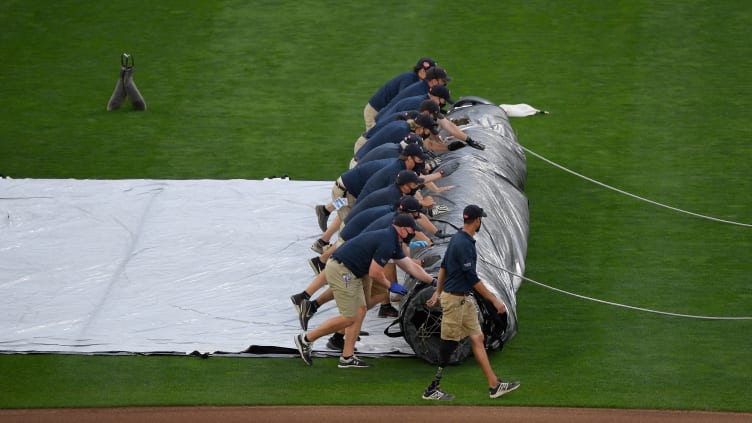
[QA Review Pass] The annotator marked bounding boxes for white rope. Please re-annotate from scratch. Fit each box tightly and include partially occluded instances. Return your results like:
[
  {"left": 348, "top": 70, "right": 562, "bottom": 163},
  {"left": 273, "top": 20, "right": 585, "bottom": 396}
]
[
  {"left": 492, "top": 262, "right": 752, "bottom": 321},
  {"left": 521, "top": 146, "right": 752, "bottom": 228}
]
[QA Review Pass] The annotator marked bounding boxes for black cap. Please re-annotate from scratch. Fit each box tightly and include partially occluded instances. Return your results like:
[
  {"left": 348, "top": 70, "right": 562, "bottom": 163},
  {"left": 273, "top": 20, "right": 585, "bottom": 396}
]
[
  {"left": 463, "top": 205, "right": 487, "bottom": 220},
  {"left": 393, "top": 213, "right": 418, "bottom": 230},
  {"left": 401, "top": 143, "right": 428, "bottom": 160},
  {"left": 402, "top": 132, "right": 423, "bottom": 144},
  {"left": 396, "top": 110, "right": 420, "bottom": 122},
  {"left": 429, "top": 84, "right": 455, "bottom": 104},
  {"left": 398, "top": 195, "right": 422, "bottom": 213},
  {"left": 425, "top": 66, "right": 452, "bottom": 83},
  {"left": 414, "top": 113, "right": 438, "bottom": 134},
  {"left": 396, "top": 169, "right": 425, "bottom": 185},
  {"left": 418, "top": 99, "right": 440, "bottom": 115},
  {"left": 414, "top": 57, "right": 437, "bottom": 72}
]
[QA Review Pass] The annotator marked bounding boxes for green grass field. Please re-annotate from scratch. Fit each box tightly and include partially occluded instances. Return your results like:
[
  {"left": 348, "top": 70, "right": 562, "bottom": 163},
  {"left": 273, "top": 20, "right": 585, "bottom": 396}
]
[{"left": 1, "top": 0, "right": 751, "bottom": 412}]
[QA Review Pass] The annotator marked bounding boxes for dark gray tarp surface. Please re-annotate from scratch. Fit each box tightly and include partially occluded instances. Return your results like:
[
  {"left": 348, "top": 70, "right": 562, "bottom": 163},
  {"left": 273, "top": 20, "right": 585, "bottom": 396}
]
[{"left": 396, "top": 98, "right": 529, "bottom": 363}]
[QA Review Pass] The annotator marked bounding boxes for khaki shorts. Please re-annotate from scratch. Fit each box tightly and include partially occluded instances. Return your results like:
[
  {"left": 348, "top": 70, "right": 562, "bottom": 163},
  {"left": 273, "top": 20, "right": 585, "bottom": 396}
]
[
  {"left": 330, "top": 181, "right": 356, "bottom": 224},
  {"left": 439, "top": 292, "right": 482, "bottom": 341},
  {"left": 363, "top": 103, "right": 378, "bottom": 131},
  {"left": 325, "top": 259, "right": 371, "bottom": 318}
]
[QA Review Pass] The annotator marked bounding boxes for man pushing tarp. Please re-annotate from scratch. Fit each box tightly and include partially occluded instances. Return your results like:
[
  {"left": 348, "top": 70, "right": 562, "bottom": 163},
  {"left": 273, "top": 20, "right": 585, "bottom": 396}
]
[{"left": 386, "top": 98, "right": 529, "bottom": 366}]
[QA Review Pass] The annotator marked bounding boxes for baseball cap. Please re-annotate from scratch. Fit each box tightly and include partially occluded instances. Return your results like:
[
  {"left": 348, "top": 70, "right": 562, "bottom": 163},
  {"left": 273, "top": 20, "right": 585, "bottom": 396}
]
[
  {"left": 414, "top": 57, "right": 437, "bottom": 72},
  {"left": 418, "top": 99, "right": 440, "bottom": 115},
  {"left": 429, "top": 84, "right": 455, "bottom": 104},
  {"left": 398, "top": 195, "right": 422, "bottom": 213},
  {"left": 425, "top": 66, "right": 452, "bottom": 83},
  {"left": 396, "top": 110, "right": 420, "bottom": 122},
  {"left": 392, "top": 213, "right": 418, "bottom": 230},
  {"left": 463, "top": 205, "right": 487, "bottom": 220},
  {"left": 402, "top": 132, "right": 423, "bottom": 144},
  {"left": 414, "top": 113, "right": 439, "bottom": 134},
  {"left": 396, "top": 169, "right": 425, "bottom": 185},
  {"left": 401, "top": 143, "right": 428, "bottom": 160}
]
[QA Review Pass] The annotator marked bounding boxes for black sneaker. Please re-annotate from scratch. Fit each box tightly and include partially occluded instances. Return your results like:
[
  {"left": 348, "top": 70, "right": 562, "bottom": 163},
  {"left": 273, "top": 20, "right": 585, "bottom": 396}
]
[
  {"left": 290, "top": 292, "right": 306, "bottom": 313},
  {"left": 338, "top": 355, "right": 370, "bottom": 368},
  {"left": 315, "top": 205, "right": 330, "bottom": 232},
  {"left": 489, "top": 378, "right": 520, "bottom": 398},
  {"left": 311, "top": 238, "right": 330, "bottom": 254},
  {"left": 326, "top": 334, "right": 344, "bottom": 351},
  {"left": 298, "top": 299, "right": 316, "bottom": 330},
  {"left": 294, "top": 333, "right": 313, "bottom": 366},
  {"left": 378, "top": 303, "right": 399, "bottom": 318},
  {"left": 326, "top": 334, "right": 358, "bottom": 351},
  {"left": 422, "top": 384, "right": 455, "bottom": 400},
  {"left": 308, "top": 256, "right": 325, "bottom": 275}
]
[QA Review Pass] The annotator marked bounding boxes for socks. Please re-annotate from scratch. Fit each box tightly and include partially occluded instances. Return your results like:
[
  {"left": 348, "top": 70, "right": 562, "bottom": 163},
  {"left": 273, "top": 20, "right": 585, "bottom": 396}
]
[
  {"left": 432, "top": 366, "right": 444, "bottom": 385},
  {"left": 425, "top": 367, "right": 444, "bottom": 391}
]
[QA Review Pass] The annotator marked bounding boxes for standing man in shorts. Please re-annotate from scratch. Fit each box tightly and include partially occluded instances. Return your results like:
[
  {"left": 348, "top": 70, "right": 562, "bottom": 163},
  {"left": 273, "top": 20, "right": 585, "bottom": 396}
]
[
  {"left": 422, "top": 205, "right": 521, "bottom": 400},
  {"left": 294, "top": 214, "right": 438, "bottom": 368}
]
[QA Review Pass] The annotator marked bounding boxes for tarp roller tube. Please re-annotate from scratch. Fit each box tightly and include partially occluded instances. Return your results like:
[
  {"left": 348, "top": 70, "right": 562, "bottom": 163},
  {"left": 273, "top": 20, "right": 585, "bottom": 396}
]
[{"left": 395, "top": 97, "right": 529, "bottom": 365}]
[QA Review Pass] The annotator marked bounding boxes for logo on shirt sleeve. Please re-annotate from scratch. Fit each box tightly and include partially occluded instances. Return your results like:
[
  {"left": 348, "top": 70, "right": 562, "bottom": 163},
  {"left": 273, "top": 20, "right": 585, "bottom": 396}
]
[{"left": 462, "top": 259, "right": 472, "bottom": 270}]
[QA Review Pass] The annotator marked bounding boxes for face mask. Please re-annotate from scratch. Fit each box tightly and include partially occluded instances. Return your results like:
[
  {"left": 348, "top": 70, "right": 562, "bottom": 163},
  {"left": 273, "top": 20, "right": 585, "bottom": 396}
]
[
  {"left": 413, "top": 160, "right": 426, "bottom": 172},
  {"left": 402, "top": 231, "right": 416, "bottom": 244},
  {"left": 408, "top": 187, "right": 419, "bottom": 196},
  {"left": 420, "top": 130, "right": 431, "bottom": 139}
]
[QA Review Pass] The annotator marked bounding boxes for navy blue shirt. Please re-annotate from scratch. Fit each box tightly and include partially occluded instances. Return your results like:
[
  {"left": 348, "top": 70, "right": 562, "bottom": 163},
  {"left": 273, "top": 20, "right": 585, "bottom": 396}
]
[
  {"left": 357, "top": 143, "right": 404, "bottom": 165},
  {"left": 361, "top": 210, "right": 403, "bottom": 234},
  {"left": 339, "top": 158, "right": 392, "bottom": 198},
  {"left": 377, "top": 95, "right": 428, "bottom": 123},
  {"left": 341, "top": 204, "right": 395, "bottom": 239},
  {"left": 380, "top": 79, "right": 429, "bottom": 115},
  {"left": 358, "top": 159, "right": 408, "bottom": 200},
  {"left": 440, "top": 230, "right": 481, "bottom": 293},
  {"left": 355, "top": 120, "right": 412, "bottom": 162},
  {"left": 346, "top": 184, "right": 403, "bottom": 222},
  {"left": 331, "top": 227, "right": 407, "bottom": 278},
  {"left": 365, "top": 110, "right": 420, "bottom": 139},
  {"left": 368, "top": 71, "right": 420, "bottom": 111},
  {"left": 359, "top": 137, "right": 427, "bottom": 165}
]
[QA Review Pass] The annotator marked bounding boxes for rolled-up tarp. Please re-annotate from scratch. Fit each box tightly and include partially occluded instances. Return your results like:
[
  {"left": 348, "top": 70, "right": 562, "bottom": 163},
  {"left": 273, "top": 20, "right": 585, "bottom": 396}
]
[{"left": 393, "top": 97, "right": 529, "bottom": 365}]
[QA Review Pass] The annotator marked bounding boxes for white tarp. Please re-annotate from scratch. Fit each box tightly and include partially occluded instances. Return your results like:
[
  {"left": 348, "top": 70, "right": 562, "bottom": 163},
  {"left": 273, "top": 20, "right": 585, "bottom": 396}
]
[{"left": 0, "top": 178, "right": 412, "bottom": 356}]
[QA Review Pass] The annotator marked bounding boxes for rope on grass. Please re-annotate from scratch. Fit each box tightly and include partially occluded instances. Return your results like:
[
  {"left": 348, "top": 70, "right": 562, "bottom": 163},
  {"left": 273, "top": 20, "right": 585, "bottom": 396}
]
[
  {"left": 521, "top": 146, "right": 752, "bottom": 228},
  {"left": 486, "top": 261, "right": 752, "bottom": 321}
]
